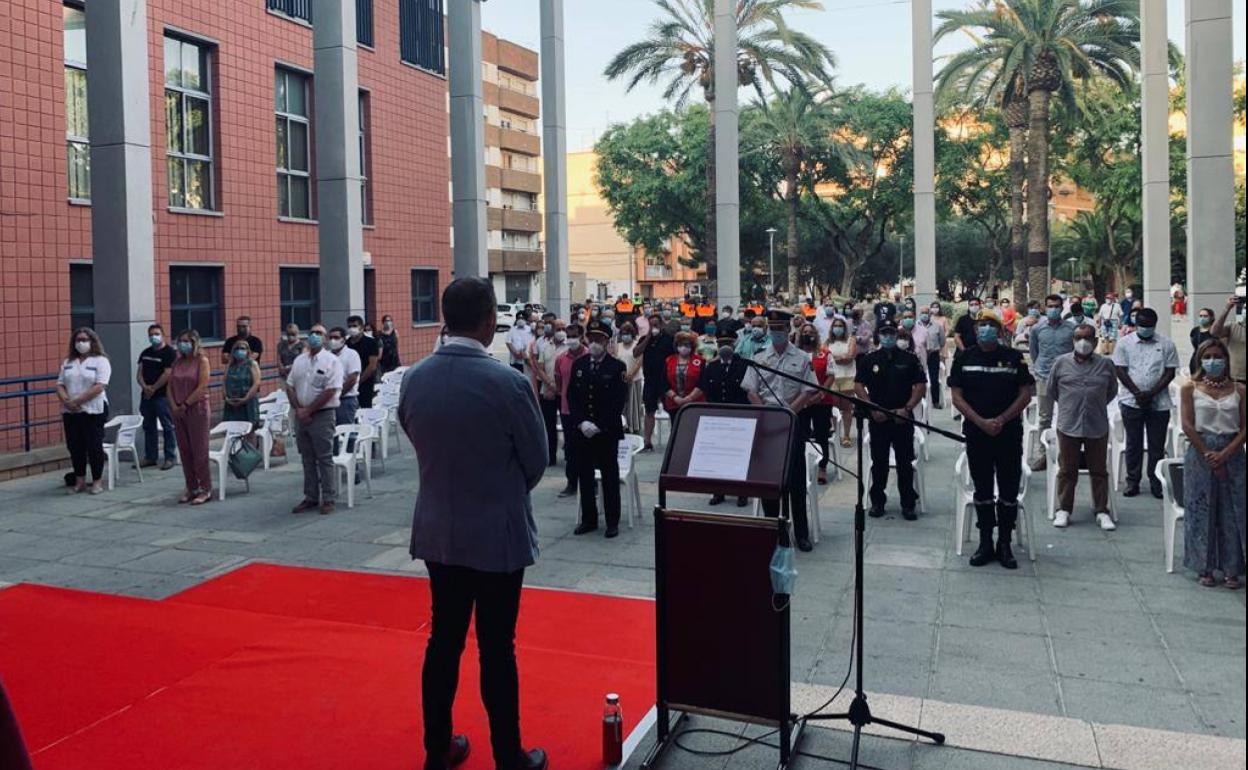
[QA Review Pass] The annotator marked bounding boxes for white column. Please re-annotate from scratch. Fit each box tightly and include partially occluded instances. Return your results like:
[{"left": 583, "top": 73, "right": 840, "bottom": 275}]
[
  {"left": 1141, "top": 0, "right": 1171, "bottom": 331},
  {"left": 712, "top": 0, "right": 741, "bottom": 310},
  {"left": 86, "top": 0, "right": 155, "bottom": 416},
  {"left": 911, "top": 0, "right": 936, "bottom": 306},
  {"left": 540, "top": 0, "right": 571, "bottom": 318},
  {"left": 1184, "top": 0, "right": 1236, "bottom": 317},
  {"left": 313, "top": 0, "right": 365, "bottom": 323},
  {"left": 449, "top": 0, "right": 489, "bottom": 279}
]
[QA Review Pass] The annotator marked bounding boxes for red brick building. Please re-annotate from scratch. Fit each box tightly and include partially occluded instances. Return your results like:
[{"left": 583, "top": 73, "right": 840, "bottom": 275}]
[{"left": 0, "top": 0, "right": 458, "bottom": 454}]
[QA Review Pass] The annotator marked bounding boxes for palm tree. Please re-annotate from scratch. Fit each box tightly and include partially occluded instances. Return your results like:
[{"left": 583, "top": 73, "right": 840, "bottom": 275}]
[
  {"left": 934, "top": 0, "right": 1139, "bottom": 300},
  {"left": 604, "top": 0, "right": 835, "bottom": 286}
]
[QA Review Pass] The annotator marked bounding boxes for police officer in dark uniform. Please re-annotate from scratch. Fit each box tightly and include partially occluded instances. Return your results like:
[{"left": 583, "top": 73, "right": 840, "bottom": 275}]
[
  {"left": 567, "top": 320, "right": 629, "bottom": 538},
  {"left": 854, "top": 322, "right": 928, "bottom": 520},
  {"left": 701, "top": 336, "right": 751, "bottom": 507},
  {"left": 949, "top": 312, "right": 1035, "bottom": 569}
]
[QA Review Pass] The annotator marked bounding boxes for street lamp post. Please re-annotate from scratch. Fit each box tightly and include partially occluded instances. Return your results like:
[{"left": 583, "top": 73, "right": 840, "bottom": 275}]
[
  {"left": 766, "top": 227, "right": 777, "bottom": 300},
  {"left": 1067, "top": 257, "right": 1077, "bottom": 287}
]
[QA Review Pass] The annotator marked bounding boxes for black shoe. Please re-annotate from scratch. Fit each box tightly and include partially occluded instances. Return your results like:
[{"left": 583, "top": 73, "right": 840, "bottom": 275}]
[
  {"left": 868, "top": 505, "right": 886, "bottom": 518},
  {"left": 709, "top": 494, "right": 725, "bottom": 506},
  {"left": 997, "top": 535, "right": 1018, "bottom": 570},
  {"left": 557, "top": 486, "right": 577, "bottom": 498},
  {"left": 425, "top": 735, "right": 470, "bottom": 770},
  {"left": 160, "top": 459, "right": 176, "bottom": 471},
  {"left": 797, "top": 537, "right": 814, "bottom": 552},
  {"left": 501, "top": 748, "right": 548, "bottom": 770},
  {"left": 901, "top": 508, "right": 917, "bottom": 521},
  {"left": 1150, "top": 485, "right": 1164, "bottom": 500},
  {"left": 140, "top": 458, "right": 158, "bottom": 469},
  {"left": 573, "top": 523, "right": 598, "bottom": 535},
  {"left": 1123, "top": 485, "right": 1140, "bottom": 498},
  {"left": 605, "top": 526, "right": 620, "bottom": 539},
  {"left": 969, "top": 532, "right": 996, "bottom": 567},
  {"left": 291, "top": 499, "right": 319, "bottom": 514},
  {"left": 736, "top": 496, "right": 750, "bottom": 507}
]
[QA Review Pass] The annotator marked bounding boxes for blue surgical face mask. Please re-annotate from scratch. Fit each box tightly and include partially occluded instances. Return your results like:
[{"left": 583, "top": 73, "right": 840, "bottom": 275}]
[
  {"left": 832, "top": 325, "right": 846, "bottom": 337},
  {"left": 770, "top": 542, "right": 798, "bottom": 596},
  {"left": 976, "top": 325, "right": 998, "bottom": 344},
  {"left": 1201, "top": 357, "right": 1227, "bottom": 377},
  {"left": 901, "top": 318, "right": 916, "bottom": 330},
  {"left": 177, "top": 341, "right": 193, "bottom": 355},
  {"left": 1136, "top": 326, "right": 1155, "bottom": 339},
  {"left": 149, "top": 334, "right": 162, "bottom": 345},
  {"left": 1198, "top": 316, "right": 1212, "bottom": 327},
  {"left": 307, "top": 332, "right": 323, "bottom": 349},
  {"left": 879, "top": 335, "right": 897, "bottom": 349},
  {"left": 770, "top": 331, "right": 788, "bottom": 348},
  {"left": 232, "top": 348, "right": 248, "bottom": 361},
  {"left": 705, "top": 325, "right": 717, "bottom": 336},
  {"left": 751, "top": 327, "right": 766, "bottom": 340},
  {"left": 1046, "top": 308, "right": 1061, "bottom": 321},
  {"left": 919, "top": 313, "right": 930, "bottom": 323}
]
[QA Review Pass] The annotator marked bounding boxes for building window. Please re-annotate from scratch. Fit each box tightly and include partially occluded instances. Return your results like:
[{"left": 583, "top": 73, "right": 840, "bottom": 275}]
[
  {"left": 501, "top": 231, "right": 538, "bottom": 251},
  {"left": 359, "top": 91, "right": 371, "bottom": 225},
  {"left": 357, "top": 0, "right": 373, "bottom": 47},
  {"left": 410, "top": 269, "right": 439, "bottom": 323},
  {"left": 170, "top": 266, "right": 223, "bottom": 340},
  {"left": 69, "top": 264, "right": 94, "bottom": 330},
  {"left": 164, "top": 35, "right": 215, "bottom": 211},
  {"left": 502, "top": 191, "right": 538, "bottom": 212},
  {"left": 64, "top": 4, "right": 90, "bottom": 201},
  {"left": 280, "top": 268, "right": 320, "bottom": 329},
  {"left": 502, "top": 152, "right": 536, "bottom": 173},
  {"left": 267, "top": 0, "right": 312, "bottom": 24},
  {"left": 275, "top": 68, "right": 312, "bottom": 220},
  {"left": 400, "top": 0, "right": 445, "bottom": 75}
]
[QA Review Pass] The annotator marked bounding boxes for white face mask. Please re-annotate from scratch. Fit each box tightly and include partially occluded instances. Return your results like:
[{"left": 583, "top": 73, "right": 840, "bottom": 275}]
[
  {"left": 347, "top": 326, "right": 362, "bottom": 337},
  {"left": 75, "top": 340, "right": 91, "bottom": 355},
  {"left": 329, "top": 338, "right": 345, "bottom": 351},
  {"left": 567, "top": 339, "right": 582, "bottom": 351},
  {"left": 897, "top": 339, "right": 911, "bottom": 351},
  {"left": 588, "top": 342, "right": 606, "bottom": 357},
  {"left": 1074, "top": 339, "right": 1095, "bottom": 356}
]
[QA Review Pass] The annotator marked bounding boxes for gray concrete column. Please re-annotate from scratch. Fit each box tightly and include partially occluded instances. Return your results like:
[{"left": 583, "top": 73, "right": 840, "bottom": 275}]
[
  {"left": 911, "top": 0, "right": 935, "bottom": 305},
  {"left": 712, "top": 0, "right": 741, "bottom": 310},
  {"left": 86, "top": 0, "right": 155, "bottom": 417},
  {"left": 1141, "top": 0, "right": 1171, "bottom": 330},
  {"left": 1184, "top": 0, "right": 1236, "bottom": 317},
  {"left": 540, "top": 0, "right": 571, "bottom": 319},
  {"left": 313, "top": 0, "right": 365, "bottom": 324},
  {"left": 449, "top": 0, "right": 488, "bottom": 279}
]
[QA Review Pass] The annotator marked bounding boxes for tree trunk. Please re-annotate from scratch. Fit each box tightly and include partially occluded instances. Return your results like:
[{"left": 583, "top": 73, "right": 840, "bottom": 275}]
[
  {"left": 785, "top": 162, "right": 800, "bottom": 300},
  {"left": 704, "top": 110, "right": 718, "bottom": 288},
  {"left": 839, "top": 261, "right": 858, "bottom": 298},
  {"left": 1025, "top": 88, "right": 1052, "bottom": 302},
  {"left": 1008, "top": 123, "right": 1028, "bottom": 303}
]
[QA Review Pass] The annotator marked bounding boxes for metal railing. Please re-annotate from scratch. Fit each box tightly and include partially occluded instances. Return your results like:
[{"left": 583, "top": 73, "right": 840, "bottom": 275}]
[{"left": 0, "top": 363, "right": 284, "bottom": 454}]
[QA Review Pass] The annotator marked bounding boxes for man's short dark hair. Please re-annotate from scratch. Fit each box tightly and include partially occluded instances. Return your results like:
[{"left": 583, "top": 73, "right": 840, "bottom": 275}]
[
  {"left": 236, "top": 315, "right": 251, "bottom": 323},
  {"left": 328, "top": 326, "right": 347, "bottom": 337},
  {"left": 722, "top": 305, "right": 733, "bottom": 313},
  {"left": 1135, "top": 307, "right": 1158, "bottom": 326},
  {"left": 442, "top": 277, "right": 496, "bottom": 334},
  {"left": 148, "top": 323, "right": 163, "bottom": 334},
  {"left": 346, "top": 315, "right": 365, "bottom": 326},
  {"left": 1045, "top": 294, "right": 1063, "bottom": 305},
  {"left": 566, "top": 323, "right": 584, "bottom": 337}
]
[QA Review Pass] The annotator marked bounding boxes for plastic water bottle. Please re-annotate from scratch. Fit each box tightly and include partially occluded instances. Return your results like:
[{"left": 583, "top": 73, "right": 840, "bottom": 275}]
[{"left": 602, "top": 693, "right": 623, "bottom": 765}]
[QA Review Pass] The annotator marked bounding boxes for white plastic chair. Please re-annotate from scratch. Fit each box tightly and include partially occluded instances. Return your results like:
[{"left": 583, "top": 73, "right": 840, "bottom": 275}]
[
  {"left": 1021, "top": 396, "right": 1041, "bottom": 466},
  {"left": 354, "top": 407, "right": 389, "bottom": 471},
  {"left": 332, "top": 423, "right": 374, "bottom": 508},
  {"left": 256, "top": 402, "right": 290, "bottom": 470},
  {"left": 953, "top": 451, "right": 1035, "bottom": 561},
  {"left": 1040, "top": 428, "right": 1117, "bottom": 521},
  {"left": 913, "top": 396, "right": 932, "bottom": 460},
  {"left": 938, "top": 359, "right": 951, "bottom": 409},
  {"left": 208, "top": 420, "right": 255, "bottom": 501},
  {"left": 749, "top": 443, "right": 824, "bottom": 543},
  {"left": 1155, "top": 458, "right": 1185, "bottom": 573},
  {"left": 861, "top": 428, "right": 928, "bottom": 514},
  {"left": 259, "top": 389, "right": 288, "bottom": 406},
  {"left": 380, "top": 368, "right": 406, "bottom": 386},
  {"left": 376, "top": 388, "right": 403, "bottom": 456},
  {"left": 654, "top": 407, "right": 671, "bottom": 448},
  {"left": 577, "top": 434, "right": 645, "bottom": 529},
  {"left": 102, "top": 414, "right": 144, "bottom": 490},
  {"left": 1109, "top": 405, "right": 1175, "bottom": 491}
]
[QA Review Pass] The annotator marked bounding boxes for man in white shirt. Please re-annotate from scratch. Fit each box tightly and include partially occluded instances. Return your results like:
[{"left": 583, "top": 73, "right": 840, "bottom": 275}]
[
  {"left": 813, "top": 303, "right": 837, "bottom": 342},
  {"left": 532, "top": 321, "right": 567, "bottom": 465},
  {"left": 328, "top": 326, "right": 363, "bottom": 426},
  {"left": 287, "top": 323, "right": 344, "bottom": 514},
  {"left": 1111, "top": 308, "right": 1178, "bottom": 498},
  {"left": 506, "top": 316, "right": 535, "bottom": 373}
]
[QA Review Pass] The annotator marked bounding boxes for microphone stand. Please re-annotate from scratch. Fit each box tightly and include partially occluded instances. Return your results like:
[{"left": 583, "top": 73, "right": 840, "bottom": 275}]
[{"left": 743, "top": 356, "right": 963, "bottom": 768}]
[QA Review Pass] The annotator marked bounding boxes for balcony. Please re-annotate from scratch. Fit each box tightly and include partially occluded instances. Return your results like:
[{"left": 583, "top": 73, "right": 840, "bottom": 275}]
[
  {"left": 487, "top": 207, "right": 542, "bottom": 233},
  {"left": 500, "top": 127, "right": 540, "bottom": 156},
  {"left": 500, "top": 168, "right": 542, "bottom": 194},
  {"left": 489, "top": 248, "right": 544, "bottom": 273},
  {"left": 499, "top": 88, "right": 540, "bottom": 120}
]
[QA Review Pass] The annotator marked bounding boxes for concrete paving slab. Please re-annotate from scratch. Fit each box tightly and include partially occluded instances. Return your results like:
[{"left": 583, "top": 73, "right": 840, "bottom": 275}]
[
  {"left": 1092, "top": 721, "right": 1248, "bottom": 770},
  {"left": 1051, "top": 637, "right": 1181, "bottom": 688},
  {"left": 1058, "top": 678, "right": 1205, "bottom": 734},
  {"left": 917, "top": 699, "right": 1101, "bottom": 767}
]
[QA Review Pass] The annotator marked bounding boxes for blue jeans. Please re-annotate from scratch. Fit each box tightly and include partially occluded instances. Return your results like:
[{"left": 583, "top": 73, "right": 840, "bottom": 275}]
[{"left": 140, "top": 394, "right": 177, "bottom": 462}]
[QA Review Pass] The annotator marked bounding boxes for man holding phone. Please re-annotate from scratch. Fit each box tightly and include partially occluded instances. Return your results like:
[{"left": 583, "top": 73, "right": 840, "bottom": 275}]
[{"left": 1210, "top": 294, "right": 1247, "bottom": 385}]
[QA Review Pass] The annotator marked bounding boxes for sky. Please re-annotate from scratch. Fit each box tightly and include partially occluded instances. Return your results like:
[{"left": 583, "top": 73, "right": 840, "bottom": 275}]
[{"left": 481, "top": 0, "right": 1247, "bottom": 152}]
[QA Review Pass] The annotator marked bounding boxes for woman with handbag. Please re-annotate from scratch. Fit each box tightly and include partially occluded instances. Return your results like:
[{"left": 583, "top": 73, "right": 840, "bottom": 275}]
[
  {"left": 222, "top": 339, "right": 262, "bottom": 446},
  {"left": 170, "top": 330, "right": 213, "bottom": 505}
]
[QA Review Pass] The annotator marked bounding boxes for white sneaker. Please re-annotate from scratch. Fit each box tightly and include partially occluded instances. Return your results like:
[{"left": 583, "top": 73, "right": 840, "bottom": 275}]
[
  {"left": 1053, "top": 510, "right": 1071, "bottom": 528},
  {"left": 1096, "top": 513, "right": 1117, "bottom": 531}
]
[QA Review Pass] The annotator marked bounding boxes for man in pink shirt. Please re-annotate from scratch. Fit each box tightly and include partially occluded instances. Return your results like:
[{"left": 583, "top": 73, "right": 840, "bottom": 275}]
[{"left": 554, "top": 324, "right": 588, "bottom": 497}]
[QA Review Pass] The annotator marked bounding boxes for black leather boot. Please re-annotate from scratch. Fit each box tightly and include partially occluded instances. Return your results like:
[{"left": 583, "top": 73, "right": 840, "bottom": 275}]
[
  {"left": 969, "top": 528, "right": 996, "bottom": 567},
  {"left": 996, "top": 528, "right": 1018, "bottom": 569}
]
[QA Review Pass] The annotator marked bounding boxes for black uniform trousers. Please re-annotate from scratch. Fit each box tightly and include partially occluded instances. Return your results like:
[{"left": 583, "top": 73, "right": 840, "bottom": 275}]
[
  {"left": 926, "top": 350, "right": 942, "bottom": 406},
  {"left": 1119, "top": 404, "right": 1169, "bottom": 494},
  {"left": 558, "top": 413, "right": 579, "bottom": 491},
  {"left": 63, "top": 412, "right": 107, "bottom": 481},
  {"left": 868, "top": 418, "right": 918, "bottom": 510},
  {"left": 539, "top": 396, "right": 559, "bottom": 464},
  {"left": 801, "top": 403, "right": 833, "bottom": 470},
  {"left": 761, "top": 424, "right": 811, "bottom": 542},
  {"left": 358, "top": 376, "right": 376, "bottom": 408},
  {"left": 965, "top": 422, "right": 1024, "bottom": 532},
  {"left": 422, "top": 561, "right": 525, "bottom": 768},
  {"left": 574, "top": 432, "right": 621, "bottom": 528}
]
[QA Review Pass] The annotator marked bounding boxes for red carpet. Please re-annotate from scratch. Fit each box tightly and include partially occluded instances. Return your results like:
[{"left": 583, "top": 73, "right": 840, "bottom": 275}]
[{"left": 0, "top": 563, "right": 655, "bottom": 770}]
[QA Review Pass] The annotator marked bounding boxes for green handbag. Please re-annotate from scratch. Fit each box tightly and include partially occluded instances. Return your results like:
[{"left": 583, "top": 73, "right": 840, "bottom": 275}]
[{"left": 228, "top": 438, "right": 263, "bottom": 480}]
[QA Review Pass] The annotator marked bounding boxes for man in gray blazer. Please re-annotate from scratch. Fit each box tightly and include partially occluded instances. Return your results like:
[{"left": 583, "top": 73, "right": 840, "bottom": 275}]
[{"left": 399, "top": 277, "right": 549, "bottom": 770}]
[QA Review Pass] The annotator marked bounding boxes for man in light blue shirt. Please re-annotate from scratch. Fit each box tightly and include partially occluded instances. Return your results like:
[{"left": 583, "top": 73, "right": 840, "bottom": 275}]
[
  {"left": 1111, "top": 307, "right": 1179, "bottom": 498},
  {"left": 1028, "top": 294, "right": 1076, "bottom": 469}
]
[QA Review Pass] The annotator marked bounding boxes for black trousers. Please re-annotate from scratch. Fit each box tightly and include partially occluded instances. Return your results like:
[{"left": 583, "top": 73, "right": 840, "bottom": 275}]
[
  {"left": 559, "top": 413, "right": 579, "bottom": 490},
  {"left": 966, "top": 423, "right": 1023, "bottom": 532},
  {"left": 63, "top": 412, "right": 106, "bottom": 481},
  {"left": 539, "top": 397, "right": 559, "bottom": 464},
  {"left": 358, "top": 377, "right": 376, "bottom": 408},
  {"left": 423, "top": 562, "right": 525, "bottom": 768},
  {"left": 574, "top": 431, "right": 621, "bottom": 528},
  {"left": 868, "top": 418, "right": 917, "bottom": 510},
  {"left": 1119, "top": 404, "right": 1169, "bottom": 492},
  {"left": 801, "top": 403, "right": 833, "bottom": 469},
  {"left": 762, "top": 425, "right": 811, "bottom": 542},
  {"left": 926, "top": 351, "right": 942, "bottom": 406}
]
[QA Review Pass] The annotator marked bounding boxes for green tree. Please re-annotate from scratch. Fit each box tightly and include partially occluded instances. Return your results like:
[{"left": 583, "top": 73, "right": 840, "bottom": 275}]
[
  {"left": 934, "top": 0, "right": 1140, "bottom": 301},
  {"left": 935, "top": 110, "right": 1013, "bottom": 293},
  {"left": 603, "top": 0, "right": 835, "bottom": 284}
]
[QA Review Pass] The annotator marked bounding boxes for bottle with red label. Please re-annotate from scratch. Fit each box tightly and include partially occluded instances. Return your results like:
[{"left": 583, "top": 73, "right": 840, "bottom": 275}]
[{"left": 602, "top": 693, "right": 623, "bottom": 765}]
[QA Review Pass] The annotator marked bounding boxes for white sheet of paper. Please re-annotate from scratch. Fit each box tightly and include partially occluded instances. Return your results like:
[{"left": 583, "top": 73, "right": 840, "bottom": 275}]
[{"left": 687, "top": 416, "right": 758, "bottom": 481}]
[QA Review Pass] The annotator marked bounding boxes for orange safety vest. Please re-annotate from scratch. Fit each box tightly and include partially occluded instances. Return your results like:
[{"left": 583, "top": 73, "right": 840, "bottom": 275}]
[
  {"left": 615, "top": 299, "right": 634, "bottom": 314},
  {"left": 695, "top": 303, "right": 715, "bottom": 318},
  {"left": 679, "top": 301, "right": 695, "bottom": 318},
  {"left": 801, "top": 304, "right": 817, "bottom": 319},
  {"left": 747, "top": 303, "right": 765, "bottom": 316}
]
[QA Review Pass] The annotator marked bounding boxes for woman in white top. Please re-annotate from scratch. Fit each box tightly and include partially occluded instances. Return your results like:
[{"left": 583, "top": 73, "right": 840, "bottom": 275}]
[
  {"left": 615, "top": 321, "right": 645, "bottom": 433},
  {"left": 57, "top": 327, "right": 112, "bottom": 494},
  {"left": 1180, "top": 339, "right": 1246, "bottom": 588},
  {"left": 827, "top": 315, "right": 857, "bottom": 448}
]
